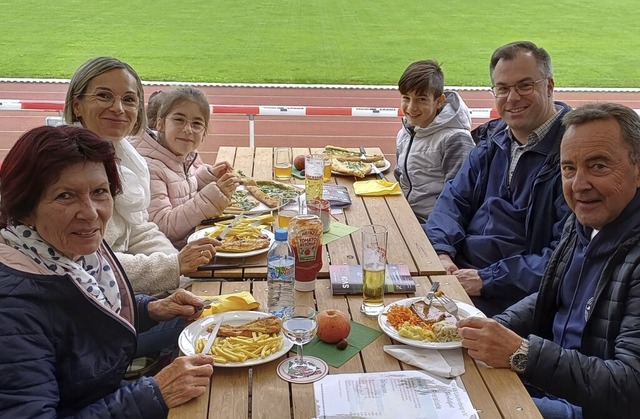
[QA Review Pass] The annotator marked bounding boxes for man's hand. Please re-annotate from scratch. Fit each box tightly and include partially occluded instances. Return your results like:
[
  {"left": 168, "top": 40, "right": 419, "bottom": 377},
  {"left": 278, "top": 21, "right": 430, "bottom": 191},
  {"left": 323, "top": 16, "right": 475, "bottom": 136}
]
[
  {"left": 454, "top": 269, "right": 483, "bottom": 296},
  {"left": 438, "top": 254, "right": 459, "bottom": 274},
  {"left": 148, "top": 288, "right": 207, "bottom": 322},
  {"left": 457, "top": 317, "right": 523, "bottom": 368},
  {"left": 155, "top": 354, "right": 214, "bottom": 409}
]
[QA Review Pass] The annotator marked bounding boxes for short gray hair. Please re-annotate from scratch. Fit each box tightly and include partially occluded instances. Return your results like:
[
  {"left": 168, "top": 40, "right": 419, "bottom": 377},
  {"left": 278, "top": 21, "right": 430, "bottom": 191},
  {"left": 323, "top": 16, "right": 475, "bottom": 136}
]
[
  {"left": 63, "top": 56, "right": 146, "bottom": 137},
  {"left": 562, "top": 102, "right": 640, "bottom": 164}
]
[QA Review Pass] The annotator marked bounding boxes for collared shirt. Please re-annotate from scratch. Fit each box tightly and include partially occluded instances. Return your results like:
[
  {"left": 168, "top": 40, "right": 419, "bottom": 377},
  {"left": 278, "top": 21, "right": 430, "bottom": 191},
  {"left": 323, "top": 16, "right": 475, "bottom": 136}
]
[{"left": 508, "top": 105, "right": 563, "bottom": 184}]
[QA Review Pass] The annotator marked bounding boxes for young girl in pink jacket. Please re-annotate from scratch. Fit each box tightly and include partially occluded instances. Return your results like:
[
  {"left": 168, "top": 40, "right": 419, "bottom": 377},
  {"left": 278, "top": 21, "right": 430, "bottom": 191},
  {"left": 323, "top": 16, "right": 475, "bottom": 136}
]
[{"left": 132, "top": 86, "right": 240, "bottom": 249}]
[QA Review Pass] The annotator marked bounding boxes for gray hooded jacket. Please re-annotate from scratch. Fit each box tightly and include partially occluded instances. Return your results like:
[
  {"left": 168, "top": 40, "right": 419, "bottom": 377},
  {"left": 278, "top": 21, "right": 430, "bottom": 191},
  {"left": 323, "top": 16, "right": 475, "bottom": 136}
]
[{"left": 394, "top": 91, "right": 474, "bottom": 223}]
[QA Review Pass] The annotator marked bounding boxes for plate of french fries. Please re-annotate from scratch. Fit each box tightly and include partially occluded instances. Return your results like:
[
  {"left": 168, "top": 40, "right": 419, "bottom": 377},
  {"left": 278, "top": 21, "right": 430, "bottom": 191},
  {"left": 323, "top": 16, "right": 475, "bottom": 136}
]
[
  {"left": 179, "top": 311, "right": 294, "bottom": 367},
  {"left": 187, "top": 215, "right": 275, "bottom": 258}
]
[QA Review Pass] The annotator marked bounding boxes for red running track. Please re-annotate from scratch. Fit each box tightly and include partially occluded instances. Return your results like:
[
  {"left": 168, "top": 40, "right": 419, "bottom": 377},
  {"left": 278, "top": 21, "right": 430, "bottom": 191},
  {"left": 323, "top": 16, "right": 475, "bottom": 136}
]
[{"left": 2, "top": 81, "right": 640, "bottom": 165}]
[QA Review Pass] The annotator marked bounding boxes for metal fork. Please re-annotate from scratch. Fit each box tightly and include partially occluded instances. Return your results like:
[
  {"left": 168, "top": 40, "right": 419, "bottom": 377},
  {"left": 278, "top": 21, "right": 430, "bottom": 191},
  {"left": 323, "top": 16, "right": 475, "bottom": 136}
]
[{"left": 434, "top": 293, "right": 460, "bottom": 320}]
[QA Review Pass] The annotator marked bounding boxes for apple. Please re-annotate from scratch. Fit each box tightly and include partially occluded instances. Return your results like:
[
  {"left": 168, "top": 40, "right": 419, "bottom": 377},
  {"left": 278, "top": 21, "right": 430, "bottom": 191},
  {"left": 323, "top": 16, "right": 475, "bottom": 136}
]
[
  {"left": 293, "top": 155, "right": 305, "bottom": 171},
  {"left": 316, "top": 309, "right": 351, "bottom": 343}
]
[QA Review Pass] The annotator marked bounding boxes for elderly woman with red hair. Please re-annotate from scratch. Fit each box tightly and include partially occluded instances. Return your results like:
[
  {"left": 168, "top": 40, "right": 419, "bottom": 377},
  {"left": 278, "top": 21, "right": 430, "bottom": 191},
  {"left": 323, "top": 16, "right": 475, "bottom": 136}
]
[{"left": 0, "top": 126, "right": 214, "bottom": 417}]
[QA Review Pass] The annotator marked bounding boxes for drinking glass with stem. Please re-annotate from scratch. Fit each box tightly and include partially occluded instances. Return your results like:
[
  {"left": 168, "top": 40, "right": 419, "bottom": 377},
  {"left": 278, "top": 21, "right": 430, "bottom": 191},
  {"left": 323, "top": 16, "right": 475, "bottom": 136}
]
[{"left": 281, "top": 305, "right": 319, "bottom": 378}]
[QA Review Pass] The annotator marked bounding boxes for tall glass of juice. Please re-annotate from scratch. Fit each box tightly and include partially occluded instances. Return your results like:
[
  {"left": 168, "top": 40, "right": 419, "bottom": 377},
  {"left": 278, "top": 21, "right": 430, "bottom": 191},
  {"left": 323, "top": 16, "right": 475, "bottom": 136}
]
[
  {"left": 305, "top": 154, "right": 324, "bottom": 200},
  {"left": 322, "top": 152, "right": 332, "bottom": 182},
  {"left": 361, "top": 224, "right": 388, "bottom": 316}
]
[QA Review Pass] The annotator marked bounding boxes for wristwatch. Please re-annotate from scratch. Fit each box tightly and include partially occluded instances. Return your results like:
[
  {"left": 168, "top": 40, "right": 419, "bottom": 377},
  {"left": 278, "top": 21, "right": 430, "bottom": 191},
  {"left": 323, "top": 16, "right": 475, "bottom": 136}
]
[{"left": 509, "top": 339, "right": 530, "bottom": 373}]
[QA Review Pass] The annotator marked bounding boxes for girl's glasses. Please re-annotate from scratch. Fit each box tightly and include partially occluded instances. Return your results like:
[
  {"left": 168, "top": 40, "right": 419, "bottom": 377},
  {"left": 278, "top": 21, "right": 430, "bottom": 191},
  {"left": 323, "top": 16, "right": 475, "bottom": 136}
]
[{"left": 168, "top": 116, "right": 206, "bottom": 133}]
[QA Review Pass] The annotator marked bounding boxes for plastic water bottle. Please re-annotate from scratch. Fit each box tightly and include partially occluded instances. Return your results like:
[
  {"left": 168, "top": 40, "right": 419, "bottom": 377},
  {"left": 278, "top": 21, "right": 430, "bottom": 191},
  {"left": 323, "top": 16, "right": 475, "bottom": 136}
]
[{"left": 267, "top": 228, "right": 295, "bottom": 318}]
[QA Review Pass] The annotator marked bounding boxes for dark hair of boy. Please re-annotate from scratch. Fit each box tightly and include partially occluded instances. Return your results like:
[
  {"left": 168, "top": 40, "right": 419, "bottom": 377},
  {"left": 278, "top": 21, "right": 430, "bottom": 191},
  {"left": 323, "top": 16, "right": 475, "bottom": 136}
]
[{"left": 398, "top": 60, "right": 444, "bottom": 99}]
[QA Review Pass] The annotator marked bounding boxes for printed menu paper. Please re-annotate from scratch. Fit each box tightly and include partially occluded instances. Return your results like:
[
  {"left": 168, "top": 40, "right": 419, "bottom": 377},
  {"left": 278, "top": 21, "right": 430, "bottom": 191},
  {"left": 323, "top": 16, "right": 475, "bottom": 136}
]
[{"left": 314, "top": 370, "right": 478, "bottom": 419}]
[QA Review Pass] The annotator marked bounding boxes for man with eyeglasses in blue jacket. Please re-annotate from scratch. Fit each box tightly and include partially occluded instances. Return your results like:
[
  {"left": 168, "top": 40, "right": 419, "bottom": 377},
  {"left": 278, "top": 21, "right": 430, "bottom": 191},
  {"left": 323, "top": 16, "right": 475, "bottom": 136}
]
[{"left": 425, "top": 41, "right": 572, "bottom": 317}]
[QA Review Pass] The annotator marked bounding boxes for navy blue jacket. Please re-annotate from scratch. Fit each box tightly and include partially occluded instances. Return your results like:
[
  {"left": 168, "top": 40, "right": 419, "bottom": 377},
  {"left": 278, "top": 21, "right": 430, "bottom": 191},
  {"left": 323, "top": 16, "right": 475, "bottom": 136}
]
[
  {"left": 425, "top": 102, "right": 572, "bottom": 315},
  {"left": 494, "top": 196, "right": 640, "bottom": 418},
  {"left": 0, "top": 242, "right": 168, "bottom": 418}
]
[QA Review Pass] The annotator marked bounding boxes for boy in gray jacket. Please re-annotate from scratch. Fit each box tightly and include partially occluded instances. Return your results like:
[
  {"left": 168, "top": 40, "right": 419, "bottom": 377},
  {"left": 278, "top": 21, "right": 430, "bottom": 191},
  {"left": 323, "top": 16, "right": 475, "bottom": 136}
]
[{"left": 394, "top": 60, "right": 475, "bottom": 223}]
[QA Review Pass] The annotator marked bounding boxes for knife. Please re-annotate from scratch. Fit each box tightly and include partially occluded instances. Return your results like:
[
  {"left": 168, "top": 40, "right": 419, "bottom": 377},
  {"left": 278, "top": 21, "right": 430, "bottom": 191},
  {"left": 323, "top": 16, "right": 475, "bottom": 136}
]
[
  {"left": 215, "top": 212, "right": 244, "bottom": 241},
  {"left": 200, "top": 214, "right": 237, "bottom": 226},
  {"left": 423, "top": 282, "right": 440, "bottom": 307},
  {"left": 202, "top": 317, "right": 223, "bottom": 355},
  {"left": 197, "top": 263, "right": 269, "bottom": 271},
  {"left": 359, "top": 145, "right": 367, "bottom": 161},
  {"left": 370, "top": 162, "right": 385, "bottom": 179}
]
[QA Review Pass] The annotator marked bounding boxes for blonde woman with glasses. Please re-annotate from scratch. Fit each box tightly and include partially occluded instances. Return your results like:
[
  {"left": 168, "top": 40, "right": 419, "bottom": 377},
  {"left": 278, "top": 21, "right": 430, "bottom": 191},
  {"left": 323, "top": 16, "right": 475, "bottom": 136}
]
[
  {"left": 64, "top": 57, "right": 219, "bottom": 296},
  {"left": 131, "top": 86, "right": 240, "bottom": 248}
]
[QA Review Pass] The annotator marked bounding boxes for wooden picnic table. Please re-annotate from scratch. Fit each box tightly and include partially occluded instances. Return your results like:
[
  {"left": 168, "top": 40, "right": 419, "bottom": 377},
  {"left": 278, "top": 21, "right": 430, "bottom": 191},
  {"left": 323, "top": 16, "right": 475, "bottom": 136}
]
[
  {"left": 171, "top": 146, "right": 541, "bottom": 418},
  {"left": 169, "top": 277, "right": 541, "bottom": 419},
  {"left": 187, "top": 146, "right": 445, "bottom": 280}
]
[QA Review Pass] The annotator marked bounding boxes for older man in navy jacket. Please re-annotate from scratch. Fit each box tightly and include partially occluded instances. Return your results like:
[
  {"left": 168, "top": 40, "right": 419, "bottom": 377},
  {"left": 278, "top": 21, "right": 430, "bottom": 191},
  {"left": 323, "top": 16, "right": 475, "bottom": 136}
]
[
  {"left": 458, "top": 102, "right": 640, "bottom": 419},
  {"left": 425, "top": 41, "right": 571, "bottom": 316}
]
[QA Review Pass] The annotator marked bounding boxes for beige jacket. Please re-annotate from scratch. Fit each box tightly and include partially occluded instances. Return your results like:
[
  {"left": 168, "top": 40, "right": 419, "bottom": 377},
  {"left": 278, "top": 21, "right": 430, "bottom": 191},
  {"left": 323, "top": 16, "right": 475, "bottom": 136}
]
[{"left": 104, "top": 210, "right": 180, "bottom": 295}]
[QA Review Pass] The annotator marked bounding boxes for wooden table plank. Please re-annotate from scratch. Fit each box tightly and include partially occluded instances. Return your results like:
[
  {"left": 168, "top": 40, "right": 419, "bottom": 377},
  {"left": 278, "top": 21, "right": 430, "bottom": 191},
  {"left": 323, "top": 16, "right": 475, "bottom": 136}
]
[
  {"left": 216, "top": 146, "right": 237, "bottom": 165},
  {"left": 251, "top": 281, "right": 293, "bottom": 419},
  {"left": 430, "top": 275, "right": 542, "bottom": 419},
  {"left": 409, "top": 277, "right": 502, "bottom": 419},
  {"left": 253, "top": 147, "right": 273, "bottom": 179}
]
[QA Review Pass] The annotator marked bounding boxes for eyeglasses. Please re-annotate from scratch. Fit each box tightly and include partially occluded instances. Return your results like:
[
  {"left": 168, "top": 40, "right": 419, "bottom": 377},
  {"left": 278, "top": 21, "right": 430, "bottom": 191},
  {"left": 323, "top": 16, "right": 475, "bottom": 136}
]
[
  {"left": 81, "top": 91, "right": 140, "bottom": 109},
  {"left": 491, "top": 79, "right": 547, "bottom": 98},
  {"left": 168, "top": 115, "right": 206, "bottom": 133}
]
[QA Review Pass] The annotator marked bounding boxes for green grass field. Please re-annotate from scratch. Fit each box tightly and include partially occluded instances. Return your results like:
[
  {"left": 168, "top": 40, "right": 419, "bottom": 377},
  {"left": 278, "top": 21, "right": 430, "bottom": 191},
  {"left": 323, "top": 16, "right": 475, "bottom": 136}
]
[{"left": 1, "top": 0, "right": 639, "bottom": 87}]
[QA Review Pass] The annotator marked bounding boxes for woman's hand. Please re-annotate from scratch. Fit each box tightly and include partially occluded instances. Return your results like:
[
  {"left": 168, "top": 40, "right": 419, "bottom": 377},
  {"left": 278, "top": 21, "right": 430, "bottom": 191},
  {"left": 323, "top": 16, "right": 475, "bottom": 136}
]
[
  {"left": 178, "top": 236, "right": 218, "bottom": 275},
  {"left": 216, "top": 172, "right": 240, "bottom": 199},
  {"left": 148, "top": 288, "right": 208, "bottom": 322},
  {"left": 208, "top": 161, "right": 233, "bottom": 179},
  {"left": 155, "top": 354, "right": 214, "bottom": 409}
]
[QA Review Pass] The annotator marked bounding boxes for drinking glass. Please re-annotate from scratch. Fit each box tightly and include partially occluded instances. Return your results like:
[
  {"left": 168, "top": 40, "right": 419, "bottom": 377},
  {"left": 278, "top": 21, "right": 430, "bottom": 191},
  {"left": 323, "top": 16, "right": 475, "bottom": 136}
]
[
  {"left": 360, "top": 225, "right": 388, "bottom": 316},
  {"left": 307, "top": 199, "right": 331, "bottom": 233},
  {"left": 305, "top": 154, "right": 324, "bottom": 200},
  {"left": 277, "top": 196, "right": 299, "bottom": 229},
  {"left": 274, "top": 147, "right": 293, "bottom": 181},
  {"left": 281, "top": 306, "right": 319, "bottom": 378},
  {"left": 322, "top": 152, "right": 332, "bottom": 182}
]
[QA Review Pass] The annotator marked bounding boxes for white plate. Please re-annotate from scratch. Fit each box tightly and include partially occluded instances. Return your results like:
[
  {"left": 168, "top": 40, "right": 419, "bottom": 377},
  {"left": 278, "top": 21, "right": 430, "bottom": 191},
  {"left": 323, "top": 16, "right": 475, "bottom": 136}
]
[
  {"left": 332, "top": 158, "right": 391, "bottom": 176},
  {"left": 187, "top": 229, "right": 274, "bottom": 258},
  {"left": 378, "top": 296, "right": 485, "bottom": 349},
  {"left": 178, "top": 311, "right": 294, "bottom": 367}
]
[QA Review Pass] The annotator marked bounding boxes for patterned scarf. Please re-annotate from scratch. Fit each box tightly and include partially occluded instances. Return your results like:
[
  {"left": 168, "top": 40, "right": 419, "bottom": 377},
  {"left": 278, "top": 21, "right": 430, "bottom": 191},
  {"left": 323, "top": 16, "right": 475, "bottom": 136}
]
[{"left": 1, "top": 224, "right": 122, "bottom": 314}]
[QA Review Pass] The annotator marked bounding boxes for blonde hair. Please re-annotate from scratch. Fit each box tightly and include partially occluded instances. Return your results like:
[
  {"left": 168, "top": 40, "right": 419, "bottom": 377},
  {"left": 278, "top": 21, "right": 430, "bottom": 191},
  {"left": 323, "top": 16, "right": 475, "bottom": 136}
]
[{"left": 63, "top": 56, "right": 146, "bottom": 137}]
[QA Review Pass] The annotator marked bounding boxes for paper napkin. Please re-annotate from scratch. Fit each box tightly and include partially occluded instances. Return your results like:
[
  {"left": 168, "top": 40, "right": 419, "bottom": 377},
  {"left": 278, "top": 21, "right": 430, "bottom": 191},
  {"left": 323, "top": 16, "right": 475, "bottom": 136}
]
[
  {"left": 321, "top": 222, "right": 360, "bottom": 245},
  {"left": 303, "top": 321, "right": 383, "bottom": 368},
  {"left": 383, "top": 345, "right": 465, "bottom": 378},
  {"left": 197, "top": 291, "right": 260, "bottom": 318},
  {"left": 353, "top": 179, "right": 402, "bottom": 196}
]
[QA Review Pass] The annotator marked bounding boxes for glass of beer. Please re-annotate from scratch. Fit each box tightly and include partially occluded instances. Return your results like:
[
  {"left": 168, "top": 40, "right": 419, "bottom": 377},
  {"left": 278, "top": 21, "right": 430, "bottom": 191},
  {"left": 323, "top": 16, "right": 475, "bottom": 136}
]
[
  {"left": 304, "top": 154, "right": 324, "bottom": 200},
  {"left": 277, "top": 197, "right": 299, "bottom": 229},
  {"left": 322, "top": 152, "right": 332, "bottom": 182},
  {"left": 360, "top": 224, "right": 388, "bottom": 316},
  {"left": 274, "top": 147, "right": 293, "bottom": 181}
]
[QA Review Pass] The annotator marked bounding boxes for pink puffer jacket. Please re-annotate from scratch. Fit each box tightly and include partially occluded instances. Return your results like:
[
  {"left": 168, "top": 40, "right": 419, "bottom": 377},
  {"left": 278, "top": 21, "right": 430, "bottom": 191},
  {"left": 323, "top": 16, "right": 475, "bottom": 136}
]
[{"left": 131, "top": 131, "right": 231, "bottom": 249}]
